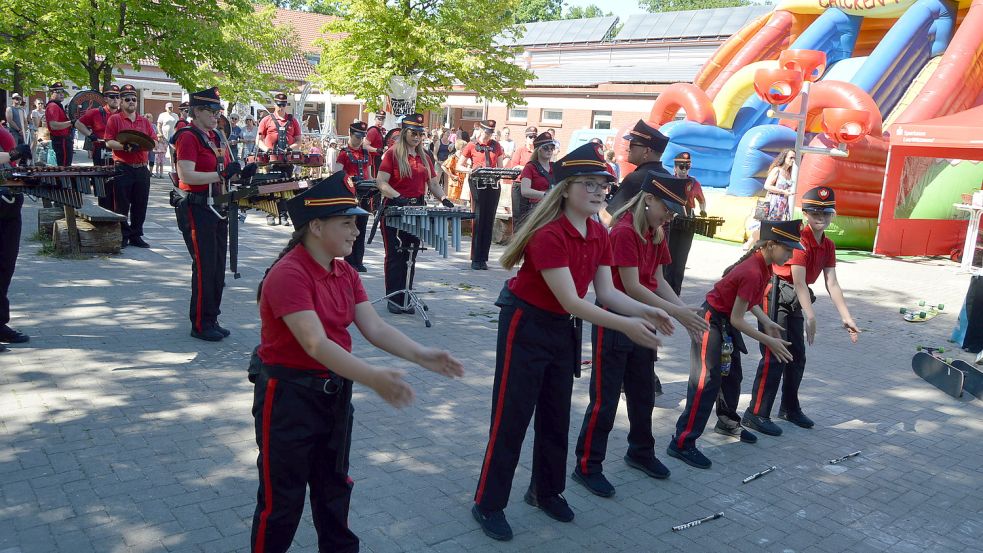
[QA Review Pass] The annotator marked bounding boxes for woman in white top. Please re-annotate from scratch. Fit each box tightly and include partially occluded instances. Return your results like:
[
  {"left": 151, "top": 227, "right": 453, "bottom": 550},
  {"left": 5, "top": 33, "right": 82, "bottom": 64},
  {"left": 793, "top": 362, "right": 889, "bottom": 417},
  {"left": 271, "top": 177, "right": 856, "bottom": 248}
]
[
  {"left": 763, "top": 149, "right": 795, "bottom": 221},
  {"left": 240, "top": 115, "right": 258, "bottom": 157}
]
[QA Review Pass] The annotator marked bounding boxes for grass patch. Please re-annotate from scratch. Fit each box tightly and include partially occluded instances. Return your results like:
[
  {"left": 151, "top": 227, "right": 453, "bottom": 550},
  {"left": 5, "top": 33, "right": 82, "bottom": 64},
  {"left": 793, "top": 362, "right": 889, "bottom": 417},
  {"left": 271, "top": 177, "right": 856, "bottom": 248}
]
[{"left": 29, "top": 230, "right": 56, "bottom": 257}]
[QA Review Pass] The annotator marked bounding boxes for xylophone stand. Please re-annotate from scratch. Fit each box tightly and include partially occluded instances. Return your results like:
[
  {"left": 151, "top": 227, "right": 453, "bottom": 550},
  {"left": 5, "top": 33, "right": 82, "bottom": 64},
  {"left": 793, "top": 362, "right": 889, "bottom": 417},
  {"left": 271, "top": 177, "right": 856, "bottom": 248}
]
[{"left": 371, "top": 242, "right": 432, "bottom": 328}]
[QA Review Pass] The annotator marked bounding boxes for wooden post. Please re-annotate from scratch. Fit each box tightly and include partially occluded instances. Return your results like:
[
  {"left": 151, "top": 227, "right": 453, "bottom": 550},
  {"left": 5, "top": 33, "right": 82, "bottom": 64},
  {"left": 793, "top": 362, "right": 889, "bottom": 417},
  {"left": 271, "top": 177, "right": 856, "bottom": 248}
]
[{"left": 63, "top": 205, "right": 81, "bottom": 255}]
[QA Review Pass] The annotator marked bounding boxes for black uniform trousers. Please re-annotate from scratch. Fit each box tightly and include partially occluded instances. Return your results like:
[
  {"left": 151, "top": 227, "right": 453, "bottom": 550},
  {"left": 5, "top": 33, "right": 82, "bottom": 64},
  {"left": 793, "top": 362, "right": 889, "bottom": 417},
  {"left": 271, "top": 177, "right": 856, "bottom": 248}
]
[
  {"left": 344, "top": 194, "right": 375, "bottom": 268},
  {"left": 51, "top": 135, "right": 72, "bottom": 166},
  {"left": 749, "top": 278, "right": 810, "bottom": 417},
  {"left": 663, "top": 218, "right": 696, "bottom": 296},
  {"left": 114, "top": 164, "right": 151, "bottom": 240},
  {"left": 92, "top": 147, "right": 116, "bottom": 210},
  {"left": 474, "top": 289, "right": 579, "bottom": 512},
  {"left": 251, "top": 372, "right": 358, "bottom": 553},
  {"left": 672, "top": 306, "right": 746, "bottom": 450},
  {"left": 174, "top": 198, "right": 227, "bottom": 333},
  {"left": 381, "top": 196, "right": 423, "bottom": 307},
  {"left": 0, "top": 193, "right": 24, "bottom": 327},
  {"left": 469, "top": 180, "right": 500, "bottom": 264},
  {"left": 575, "top": 322, "right": 656, "bottom": 475},
  {"left": 510, "top": 184, "right": 533, "bottom": 231}
]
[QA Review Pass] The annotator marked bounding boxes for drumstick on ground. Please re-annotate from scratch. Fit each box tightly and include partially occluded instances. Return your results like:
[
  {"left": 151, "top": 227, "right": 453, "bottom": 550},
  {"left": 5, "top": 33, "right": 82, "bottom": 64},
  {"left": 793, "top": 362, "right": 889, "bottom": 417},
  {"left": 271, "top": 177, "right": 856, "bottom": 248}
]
[
  {"left": 827, "top": 450, "right": 862, "bottom": 465},
  {"left": 672, "top": 512, "right": 724, "bottom": 532},
  {"left": 742, "top": 466, "right": 776, "bottom": 484}
]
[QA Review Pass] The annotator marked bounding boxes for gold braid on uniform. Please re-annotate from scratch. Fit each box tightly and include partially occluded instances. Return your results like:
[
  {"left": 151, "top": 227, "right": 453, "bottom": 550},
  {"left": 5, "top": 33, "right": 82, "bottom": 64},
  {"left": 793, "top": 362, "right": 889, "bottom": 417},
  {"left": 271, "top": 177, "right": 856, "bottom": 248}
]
[{"left": 256, "top": 228, "right": 307, "bottom": 302}]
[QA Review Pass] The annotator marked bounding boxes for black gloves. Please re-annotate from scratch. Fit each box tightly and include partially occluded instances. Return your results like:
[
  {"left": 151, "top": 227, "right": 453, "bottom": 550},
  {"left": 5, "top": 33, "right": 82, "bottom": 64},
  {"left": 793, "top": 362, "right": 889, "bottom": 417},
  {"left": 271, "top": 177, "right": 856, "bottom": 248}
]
[
  {"left": 441, "top": 198, "right": 455, "bottom": 208},
  {"left": 9, "top": 143, "right": 32, "bottom": 162},
  {"left": 239, "top": 162, "right": 258, "bottom": 183},
  {"left": 219, "top": 162, "right": 241, "bottom": 182},
  {"left": 388, "top": 196, "right": 409, "bottom": 207},
  {"left": 122, "top": 142, "right": 141, "bottom": 152}
]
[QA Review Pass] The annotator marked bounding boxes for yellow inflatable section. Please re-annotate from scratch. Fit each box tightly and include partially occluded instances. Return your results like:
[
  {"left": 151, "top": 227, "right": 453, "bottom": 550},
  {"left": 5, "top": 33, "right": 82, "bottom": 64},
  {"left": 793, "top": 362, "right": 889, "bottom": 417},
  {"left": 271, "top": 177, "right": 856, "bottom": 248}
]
[
  {"left": 712, "top": 60, "right": 779, "bottom": 129},
  {"left": 775, "top": 0, "right": 972, "bottom": 17}
]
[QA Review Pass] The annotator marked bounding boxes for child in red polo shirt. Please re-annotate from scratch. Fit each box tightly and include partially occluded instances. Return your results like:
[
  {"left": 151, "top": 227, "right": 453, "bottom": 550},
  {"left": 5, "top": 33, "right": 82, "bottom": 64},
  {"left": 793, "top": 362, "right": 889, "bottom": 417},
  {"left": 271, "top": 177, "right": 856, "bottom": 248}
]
[
  {"left": 744, "top": 187, "right": 860, "bottom": 435},
  {"left": 668, "top": 220, "right": 800, "bottom": 470},
  {"left": 250, "top": 171, "right": 463, "bottom": 553},
  {"left": 571, "top": 172, "right": 710, "bottom": 498},
  {"left": 472, "top": 143, "right": 673, "bottom": 542}
]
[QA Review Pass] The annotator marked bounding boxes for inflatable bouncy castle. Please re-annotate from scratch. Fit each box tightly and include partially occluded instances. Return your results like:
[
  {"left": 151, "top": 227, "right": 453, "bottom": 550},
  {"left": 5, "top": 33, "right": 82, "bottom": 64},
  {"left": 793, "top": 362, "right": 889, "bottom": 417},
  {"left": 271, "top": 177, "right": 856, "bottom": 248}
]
[{"left": 620, "top": 0, "right": 983, "bottom": 252}]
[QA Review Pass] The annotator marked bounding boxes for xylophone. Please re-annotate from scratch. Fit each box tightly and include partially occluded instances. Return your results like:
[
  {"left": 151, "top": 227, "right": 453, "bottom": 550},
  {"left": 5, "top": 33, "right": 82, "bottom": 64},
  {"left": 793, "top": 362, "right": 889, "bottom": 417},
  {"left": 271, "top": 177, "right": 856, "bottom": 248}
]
[
  {"left": 671, "top": 215, "right": 726, "bottom": 238},
  {"left": 383, "top": 206, "right": 475, "bottom": 258},
  {"left": 470, "top": 167, "right": 521, "bottom": 190},
  {"left": 224, "top": 176, "right": 309, "bottom": 224},
  {"left": 3, "top": 165, "right": 115, "bottom": 208}
]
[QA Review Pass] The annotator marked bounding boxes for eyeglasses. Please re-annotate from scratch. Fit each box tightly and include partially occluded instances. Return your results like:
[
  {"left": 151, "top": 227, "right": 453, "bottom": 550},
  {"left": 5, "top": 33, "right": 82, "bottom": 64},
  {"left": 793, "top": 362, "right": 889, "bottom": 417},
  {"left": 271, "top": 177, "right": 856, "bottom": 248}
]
[
  {"left": 675, "top": 163, "right": 691, "bottom": 170},
  {"left": 406, "top": 130, "right": 423, "bottom": 137},
  {"left": 540, "top": 145, "right": 556, "bottom": 151},
  {"left": 628, "top": 142, "right": 647, "bottom": 150},
  {"left": 122, "top": 97, "right": 137, "bottom": 103},
  {"left": 573, "top": 179, "right": 611, "bottom": 193},
  {"left": 106, "top": 95, "right": 120, "bottom": 100},
  {"left": 275, "top": 102, "right": 288, "bottom": 107},
  {"left": 200, "top": 108, "right": 221, "bottom": 116}
]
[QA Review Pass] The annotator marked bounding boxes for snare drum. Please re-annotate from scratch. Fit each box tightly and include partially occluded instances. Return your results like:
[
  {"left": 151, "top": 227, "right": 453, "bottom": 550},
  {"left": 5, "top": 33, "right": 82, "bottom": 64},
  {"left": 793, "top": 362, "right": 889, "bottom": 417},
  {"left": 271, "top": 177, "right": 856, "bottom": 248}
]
[
  {"left": 268, "top": 153, "right": 286, "bottom": 164},
  {"left": 256, "top": 152, "right": 270, "bottom": 166},
  {"left": 303, "top": 153, "right": 324, "bottom": 167}
]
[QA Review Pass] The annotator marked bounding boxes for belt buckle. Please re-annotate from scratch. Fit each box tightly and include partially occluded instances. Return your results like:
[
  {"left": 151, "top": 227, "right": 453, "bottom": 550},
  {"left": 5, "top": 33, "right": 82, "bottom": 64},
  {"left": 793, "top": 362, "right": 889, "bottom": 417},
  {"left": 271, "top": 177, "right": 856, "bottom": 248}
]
[{"left": 323, "top": 378, "right": 340, "bottom": 395}]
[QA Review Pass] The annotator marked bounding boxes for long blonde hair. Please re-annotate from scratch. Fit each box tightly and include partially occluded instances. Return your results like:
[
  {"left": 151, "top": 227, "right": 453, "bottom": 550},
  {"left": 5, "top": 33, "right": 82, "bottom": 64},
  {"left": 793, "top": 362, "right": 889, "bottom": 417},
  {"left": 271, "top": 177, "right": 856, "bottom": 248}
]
[
  {"left": 393, "top": 129, "right": 433, "bottom": 181},
  {"left": 609, "top": 191, "right": 664, "bottom": 245},
  {"left": 500, "top": 177, "right": 574, "bottom": 269}
]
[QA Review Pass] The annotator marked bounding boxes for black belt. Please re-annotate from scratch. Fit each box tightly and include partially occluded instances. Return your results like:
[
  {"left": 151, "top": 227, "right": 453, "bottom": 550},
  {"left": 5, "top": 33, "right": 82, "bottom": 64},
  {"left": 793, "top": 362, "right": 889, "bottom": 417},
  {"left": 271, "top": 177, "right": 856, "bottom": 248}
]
[{"left": 248, "top": 348, "right": 346, "bottom": 394}]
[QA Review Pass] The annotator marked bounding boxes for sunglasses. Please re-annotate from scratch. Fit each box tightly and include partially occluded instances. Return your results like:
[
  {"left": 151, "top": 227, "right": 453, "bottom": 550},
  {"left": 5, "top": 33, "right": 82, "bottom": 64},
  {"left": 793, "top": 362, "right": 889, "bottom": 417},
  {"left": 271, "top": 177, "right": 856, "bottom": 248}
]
[
  {"left": 122, "top": 97, "right": 137, "bottom": 102},
  {"left": 406, "top": 129, "right": 423, "bottom": 137},
  {"left": 275, "top": 102, "right": 288, "bottom": 107},
  {"left": 540, "top": 144, "right": 556, "bottom": 151},
  {"left": 675, "top": 163, "right": 691, "bottom": 169},
  {"left": 105, "top": 95, "right": 120, "bottom": 100}
]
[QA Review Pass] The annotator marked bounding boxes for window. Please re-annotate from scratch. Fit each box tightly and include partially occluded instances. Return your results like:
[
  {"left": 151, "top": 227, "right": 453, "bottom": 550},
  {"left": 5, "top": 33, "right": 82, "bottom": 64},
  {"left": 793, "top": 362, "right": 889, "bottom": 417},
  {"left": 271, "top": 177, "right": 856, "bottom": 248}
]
[
  {"left": 542, "top": 109, "right": 563, "bottom": 124},
  {"left": 461, "top": 108, "right": 483, "bottom": 119},
  {"left": 592, "top": 111, "right": 612, "bottom": 130},
  {"left": 508, "top": 107, "right": 528, "bottom": 121}
]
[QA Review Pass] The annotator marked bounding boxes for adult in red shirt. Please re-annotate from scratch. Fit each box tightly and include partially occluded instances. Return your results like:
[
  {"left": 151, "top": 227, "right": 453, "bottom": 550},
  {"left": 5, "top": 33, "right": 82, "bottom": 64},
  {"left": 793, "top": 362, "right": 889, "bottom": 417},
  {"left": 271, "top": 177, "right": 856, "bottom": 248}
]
[
  {"left": 374, "top": 113, "right": 453, "bottom": 314},
  {"left": 663, "top": 150, "right": 706, "bottom": 296},
  {"left": 250, "top": 171, "right": 463, "bottom": 553},
  {"left": 172, "top": 87, "right": 244, "bottom": 342},
  {"left": 512, "top": 131, "right": 555, "bottom": 227},
  {"left": 338, "top": 121, "right": 375, "bottom": 272},
  {"left": 572, "top": 172, "right": 709, "bottom": 498},
  {"left": 507, "top": 126, "right": 537, "bottom": 169},
  {"left": 364, "top": 111, "right": 386, "bottom": 172},
  {"left": 0, "top": 128, "right": 33, "bottom": 353},
  {"left": 44, "top": 82, "right": 73, "bottom": 166},
  {"left": 257, "top": 93, "right": 301, "bottom": 153},
  {"left": 745, "top": 187, "right": 859, "bottom": 434},
  {"left": 76, "top": 84, "right": 121, "bottom": 209},
  {"left": 460, "top": 120, "right": 505, "bottom": 270},
  {"left": 472, "top": 143, "right": 669, "bottom": 542},
  {"left": 105, "top": 85, "right": 158, "bottom": 249},
  {"left": 669, "top": 220, "right": 800, "bottom": 470}
]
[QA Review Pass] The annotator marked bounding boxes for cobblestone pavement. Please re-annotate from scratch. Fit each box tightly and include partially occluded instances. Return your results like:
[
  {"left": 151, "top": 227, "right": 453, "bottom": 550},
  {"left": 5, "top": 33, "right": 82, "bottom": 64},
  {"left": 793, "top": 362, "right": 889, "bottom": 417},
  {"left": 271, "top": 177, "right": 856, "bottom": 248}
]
[{"left": 1, "top": 174, "right": 981, "bottom": 553}]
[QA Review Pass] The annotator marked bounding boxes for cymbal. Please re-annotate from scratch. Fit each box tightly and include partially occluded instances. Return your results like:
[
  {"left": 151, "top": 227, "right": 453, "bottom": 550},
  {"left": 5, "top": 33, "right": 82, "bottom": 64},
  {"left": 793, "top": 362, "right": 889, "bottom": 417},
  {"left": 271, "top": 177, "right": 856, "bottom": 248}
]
[{"left": 116, "top": 130, "right": 155, "bottom": 151}]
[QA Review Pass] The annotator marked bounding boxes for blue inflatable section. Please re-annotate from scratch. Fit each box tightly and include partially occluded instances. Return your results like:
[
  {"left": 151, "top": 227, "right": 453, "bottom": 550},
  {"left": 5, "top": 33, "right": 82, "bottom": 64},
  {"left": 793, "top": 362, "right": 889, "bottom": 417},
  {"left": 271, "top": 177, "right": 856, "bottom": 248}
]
[{"left": 660, "top": 120, "right": 736, "bottom": 186}]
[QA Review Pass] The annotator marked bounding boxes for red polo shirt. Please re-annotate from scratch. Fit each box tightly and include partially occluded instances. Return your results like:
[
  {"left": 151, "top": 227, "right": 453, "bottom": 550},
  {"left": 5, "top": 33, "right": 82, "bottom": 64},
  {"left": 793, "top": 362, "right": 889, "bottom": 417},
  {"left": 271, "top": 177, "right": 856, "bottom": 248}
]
[
  {"left": 773, "top": 226, "right": 836, "bottom": 285},
  {"left": 366, "top": 125, "right": 385, "bottom": 152},
  {"left": 706, "top": 251, "right": 773, "bottom": 315},
  {"left": 78, "top": 106, "right": 117, "bottom": 140},
  {"left": 258, "top": 246, "right": 368, "bottom": 375},
  {"left": 0, "top": 127, "right": 16, "bottom": 157},
  {"left": 509, "top": 146, "right": 533, "bottom": 169},
  {"left": 519, "top": 161, "right": 553, "bottom": 203},
  {"left": 508, "top": 215, "right": 613, "bottom": 314},
  {"left": 45, "top": 101, "right": 70, "bottom": 137},
  {"left": 379, "top": 148, "right": 433, "bottom": 198},
  {"left": 461, "top": 140, "right": 504, "bottom": 169},
  {"left": 610, "top": 212, "right": 671, "bottom": 294},
  {"left": 258, "top": 113, "right": 301, "bottom": 150},
  {"left": 175, "top": 119, "right": 189, "bottom": 131},
  {"left": 105, "top": 112, "right": 157, "bottom": 164},
  {"left": 337, "top": 146, "right": 375, "bottom": 182},
  {"left": 174, "top": 127, "right": 232, "bottom": 192},
  {"left": 685, "top": 177, "right": 705, "bottom": 210}
]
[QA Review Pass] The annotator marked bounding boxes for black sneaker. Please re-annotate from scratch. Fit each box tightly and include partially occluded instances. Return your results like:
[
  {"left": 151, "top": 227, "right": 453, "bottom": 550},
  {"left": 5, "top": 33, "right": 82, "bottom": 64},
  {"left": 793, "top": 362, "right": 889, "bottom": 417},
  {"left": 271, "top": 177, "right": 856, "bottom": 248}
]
[
  {"left": 387, "top": 302, "right": 404, "bottom": 314},
  {"left": 714, "top": 420, "right": 757, "bottom": 443},
  {"left": 129, "top": 236, "right": 151, "bottom": 248},
  {"left": 353, "top": 264, "right": 368, "bottom": 273},
  {"left": 779, "top": 409, "right": 815, "bottom": 429},
  {"left": 742, "top": 410, "right": 782, "bottom": 436},
  {"left": 524, "top": 490, "right": 574, "bottom": 522},
  {"left": 471, "top": 504, "right": 513, "bottom": 541},
  {"left": 0, "top": 326, "right": 30, "bottom": 343},
  {"left": 624, "top": 455, "right": 670, "bottom": 479},
  {"left": 190, "top": 327, "right": 224, "bottom": 342},
  {"left": 471, "top": 261, "right": 482, "bottom": 270},
  {"left": 571, "top": 469, "right": 615, "bottom": 497},
  {"left": 479, "top": 261, "right": 489, "bottom": 270},
  {"left": 0, "top": 343, "right": 8, "bottom": 352},
  {"left": 666, "top": 442, "right": 712, "bottom": 469},
  {"left": 213, "top": 323, "right": 231, "bottom": 338}
]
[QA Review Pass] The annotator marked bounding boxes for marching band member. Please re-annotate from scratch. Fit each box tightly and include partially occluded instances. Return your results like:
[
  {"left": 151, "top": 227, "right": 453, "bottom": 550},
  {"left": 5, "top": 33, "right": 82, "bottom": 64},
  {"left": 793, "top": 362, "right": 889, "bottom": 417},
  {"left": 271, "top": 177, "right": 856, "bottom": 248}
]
[
  {"left": 339, "top": 121, "right": 375, "bottom": 273},
  {"left": 744, "top": 187, "right": 860, "bottom": 435},
  {"left": 44, "top": 82, "right": 74, "bottom": 166},
  {"left": 257, "top": 93, "right": 301, "bottom": 153},
  {"left": 572, "top": 173, "right": 709, "bottom": 498},
  {"left": 662, "top": 150, "right": 706, "bottom": 296},
  {"left": 668, "top": 220, "right": 800, "bottom": 469},
  {"left": 0, "top": 128, "right": 32, "bottom": 353},
  {"left": 365, "top": 111, "right": 386, "bottom": 172},
  {"left": 105, "top": 84, "right": 158, "bottom": 249},
  {"left": 472, "top": 143, "right": 672, "bottom": 542},
  {"left": 460, "top": 120, "right": 504, "bottom": 270},
  {"left": 374, "top": 114, "right": 454, "bottom": 314},
  {"left": 507, "top": 126, "right": 537, "bottom": 170},
  {"left": 250, "top": 171, "right": 463, "bottom": 553},
  {"left": 512, "top": 131, "right": 555, "bottom": 227},
  {"left": 172, "top": 87, "right": 241, "bottom": 342},
  {"left": 75, "top": 84, "right": 121, "bottom": 209},
  {"left": 602, "top": 120, "right": 671, "bottom": 225}
]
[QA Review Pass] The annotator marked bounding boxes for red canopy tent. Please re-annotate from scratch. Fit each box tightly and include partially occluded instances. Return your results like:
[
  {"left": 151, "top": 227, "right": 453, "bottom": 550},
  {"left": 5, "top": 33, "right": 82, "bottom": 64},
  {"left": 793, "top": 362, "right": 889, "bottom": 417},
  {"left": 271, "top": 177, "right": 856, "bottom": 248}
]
[{"left": 875, "top": 105, "right": 983, "bottom": 256}]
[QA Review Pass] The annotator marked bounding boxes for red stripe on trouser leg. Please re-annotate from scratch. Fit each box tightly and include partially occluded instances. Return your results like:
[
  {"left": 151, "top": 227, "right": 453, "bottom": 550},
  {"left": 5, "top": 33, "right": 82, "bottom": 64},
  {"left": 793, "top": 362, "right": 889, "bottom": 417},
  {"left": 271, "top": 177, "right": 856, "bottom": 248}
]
[
  {"left": 676, "top": 311, "right": 713, "bottom": 449},
  {"left": 187, "top": 205, "right": 204, "bottom": 332},
  {"left": 579, "top": 326, "right": 605, "bottom": 474},
  {"left": 752, "top": 285, "right": 772, "bottom": 415},
  {"left": 253, "top": 377, "right": 279, "bottom": 553},
  {"left": 475, "top": 308, "right": 524, "bottom": 504}
]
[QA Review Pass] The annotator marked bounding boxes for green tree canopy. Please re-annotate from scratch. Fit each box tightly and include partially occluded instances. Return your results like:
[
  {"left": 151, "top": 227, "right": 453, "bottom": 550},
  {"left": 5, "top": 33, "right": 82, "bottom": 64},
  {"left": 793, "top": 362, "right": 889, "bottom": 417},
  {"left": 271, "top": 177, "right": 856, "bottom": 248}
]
[
  {"left": 314, "top": 0, "right": 533, "bottom": 111},
  {"left": 261, "top": 0, "right": 346, "bottom": 16},
  {"left": 639, "top": 0, "right": 750, "bottom": 12},
  {"left": 512, "top": 0, "right": 564, "bottom": 23},
  {"left": 564, "top": 5, "right": 612, "bottom": 19}
]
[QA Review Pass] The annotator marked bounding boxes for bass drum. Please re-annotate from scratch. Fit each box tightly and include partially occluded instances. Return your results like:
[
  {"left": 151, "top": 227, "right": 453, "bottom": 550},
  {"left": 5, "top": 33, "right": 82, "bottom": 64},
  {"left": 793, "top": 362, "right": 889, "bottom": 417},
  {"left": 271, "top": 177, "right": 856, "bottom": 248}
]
[{"left": 67, "top": 90, "right": 105, "bottom": 122}]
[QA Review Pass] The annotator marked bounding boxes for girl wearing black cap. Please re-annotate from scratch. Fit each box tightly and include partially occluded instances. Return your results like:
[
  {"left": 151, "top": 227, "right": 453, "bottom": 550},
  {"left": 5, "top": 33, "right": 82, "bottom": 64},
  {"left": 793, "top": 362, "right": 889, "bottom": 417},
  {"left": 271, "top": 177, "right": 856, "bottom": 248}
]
[
  {"left": 572, "top": 175, "right": 711, "bottom": 498},
  {"left": 512, "top": 131, "right": 556, "bottom": 227},
  {"left": 743, "top": 188, "right": 859, "bottom": 435},
  {"left": 250, "top": 172, "right": 463, "bottom": 553},
  {"left": 668, "top": 220, "right": 799, "bottom": 470},
  {"left": 472, "top": 143, "right": 672, "bottom": 542}
]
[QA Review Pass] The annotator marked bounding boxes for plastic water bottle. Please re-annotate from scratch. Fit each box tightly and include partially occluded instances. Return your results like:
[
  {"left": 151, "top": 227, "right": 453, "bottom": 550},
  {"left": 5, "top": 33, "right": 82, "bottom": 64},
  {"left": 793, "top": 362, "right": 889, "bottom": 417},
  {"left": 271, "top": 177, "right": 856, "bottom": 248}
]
[{"left": 721, "top": 335, "right": 734, "bottom": 376}]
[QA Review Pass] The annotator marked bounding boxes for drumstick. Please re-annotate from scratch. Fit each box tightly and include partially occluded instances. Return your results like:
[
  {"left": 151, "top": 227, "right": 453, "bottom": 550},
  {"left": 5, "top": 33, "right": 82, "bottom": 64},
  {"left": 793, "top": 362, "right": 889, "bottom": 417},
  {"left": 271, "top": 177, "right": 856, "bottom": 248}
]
[
  {"left": 827, "top": 450, "right": 861, "bottom": 465},
  {"left": 742, "top": 466, "right": 776, "bottom": 484},
  {"left": 672, "top": 512, "right": 723, "bottom": 532}
]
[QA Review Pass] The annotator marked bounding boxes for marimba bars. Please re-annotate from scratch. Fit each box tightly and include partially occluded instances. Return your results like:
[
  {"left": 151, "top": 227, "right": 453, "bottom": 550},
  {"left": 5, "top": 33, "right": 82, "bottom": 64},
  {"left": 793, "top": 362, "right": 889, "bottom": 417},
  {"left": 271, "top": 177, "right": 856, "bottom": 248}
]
[
  {"left": 383, "top": 206, "right": 474, "bottom": 258},
  {"left": 4, "top": 166, "right": 115, "bottom": 208}
]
